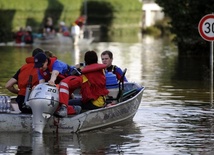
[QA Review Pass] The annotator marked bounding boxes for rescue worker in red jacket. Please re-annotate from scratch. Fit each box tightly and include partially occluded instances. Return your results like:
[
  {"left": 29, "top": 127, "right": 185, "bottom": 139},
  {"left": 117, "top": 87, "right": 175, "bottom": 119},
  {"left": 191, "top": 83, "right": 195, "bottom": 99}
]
[
  {"left": 5, "top": 48, "right": 44, "bottom": 113},
  {"left": 34, "top": 53, "right": 76, "bottom": 85},
  {"left": 55, "top": 50, "right": 109, "bottom": 118}
]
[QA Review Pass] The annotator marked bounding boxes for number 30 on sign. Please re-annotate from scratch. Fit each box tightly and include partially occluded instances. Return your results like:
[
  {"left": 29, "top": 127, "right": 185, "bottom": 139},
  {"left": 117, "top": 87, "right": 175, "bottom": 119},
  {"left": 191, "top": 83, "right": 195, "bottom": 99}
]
[{"left": 198, "top": 14, "right": 214, "bottom": 41}]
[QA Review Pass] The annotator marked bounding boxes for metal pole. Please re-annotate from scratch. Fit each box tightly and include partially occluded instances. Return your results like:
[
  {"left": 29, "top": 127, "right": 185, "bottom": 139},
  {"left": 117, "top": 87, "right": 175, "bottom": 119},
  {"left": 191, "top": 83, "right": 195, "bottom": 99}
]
[{"left": 211, "top": 41, "right": 213, "bottom": 106}]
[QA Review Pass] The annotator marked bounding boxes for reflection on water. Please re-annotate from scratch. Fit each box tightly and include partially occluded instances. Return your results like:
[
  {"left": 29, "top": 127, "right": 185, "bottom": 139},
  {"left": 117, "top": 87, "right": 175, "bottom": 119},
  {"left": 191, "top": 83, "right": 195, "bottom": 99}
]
[
  {"left": 135, "top": 104, "right": 214, "bottom": 155},
  {"left": 0, "top": 36, "right": 214, "bottom": 154},
  {"left": 0, "top": 122, "right": 141, "bottom": 155}
]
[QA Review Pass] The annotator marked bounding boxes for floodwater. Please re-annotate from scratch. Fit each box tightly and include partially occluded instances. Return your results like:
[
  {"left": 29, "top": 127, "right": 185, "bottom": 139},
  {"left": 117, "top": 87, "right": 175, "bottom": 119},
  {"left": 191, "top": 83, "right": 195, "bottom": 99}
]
[{"left": 0, "top": 36, "right": 214, "bottom": 155}]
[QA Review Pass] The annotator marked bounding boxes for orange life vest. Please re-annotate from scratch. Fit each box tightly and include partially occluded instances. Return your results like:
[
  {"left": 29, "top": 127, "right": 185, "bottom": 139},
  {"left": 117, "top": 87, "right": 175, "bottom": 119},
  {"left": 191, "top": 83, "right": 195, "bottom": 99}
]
[{"left": 18, "top": 57, "right": 39, "bottom": 96}]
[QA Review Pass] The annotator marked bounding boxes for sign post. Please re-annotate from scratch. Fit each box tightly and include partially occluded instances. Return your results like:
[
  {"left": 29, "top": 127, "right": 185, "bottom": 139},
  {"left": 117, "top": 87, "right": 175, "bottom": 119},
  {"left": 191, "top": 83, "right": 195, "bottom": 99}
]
[
  {"left": 198, "top": 14, "right": 214, "bottom": 106},
  {"left": 211, "top": 41, "right": 213, "bottom": 106}
]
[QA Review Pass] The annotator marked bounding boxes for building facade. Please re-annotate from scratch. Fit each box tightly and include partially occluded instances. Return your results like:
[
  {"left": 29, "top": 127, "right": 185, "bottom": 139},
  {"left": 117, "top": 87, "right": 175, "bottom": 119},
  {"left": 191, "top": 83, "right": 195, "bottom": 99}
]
[{"left": 141, "top": 0, "right": 164, "bottom": 28}]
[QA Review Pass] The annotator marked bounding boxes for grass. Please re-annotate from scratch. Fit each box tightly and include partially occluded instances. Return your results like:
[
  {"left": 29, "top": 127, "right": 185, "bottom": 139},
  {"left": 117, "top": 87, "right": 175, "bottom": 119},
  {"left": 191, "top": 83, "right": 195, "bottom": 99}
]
[{"left": 0, "top": 0, "right": 142, "bottom": 42}]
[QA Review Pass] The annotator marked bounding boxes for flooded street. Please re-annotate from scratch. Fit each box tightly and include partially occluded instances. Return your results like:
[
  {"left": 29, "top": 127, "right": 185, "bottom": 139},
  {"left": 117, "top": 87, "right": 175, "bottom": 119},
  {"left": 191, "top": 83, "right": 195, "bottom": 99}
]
[{"left": 0, "top": 36, "right": 214, "bottom": 154}]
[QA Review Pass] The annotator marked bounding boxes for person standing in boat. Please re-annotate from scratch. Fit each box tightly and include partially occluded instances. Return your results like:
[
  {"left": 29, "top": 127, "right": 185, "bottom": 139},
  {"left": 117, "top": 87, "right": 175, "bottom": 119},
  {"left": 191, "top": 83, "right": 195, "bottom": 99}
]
[
  {"left": 34, "top": 52, "right": 78, "bottom": 86},
  {"left": 55, "top": 50, "right": 109, "bottom": 118},
  {"left": 101, "top": 50, "right": 128, "bottom": 82},
  {"left": 5, "top": 48, "right": 44, "bottom": 114},
  {"left": 74, "top": 15, "right": 86, "bottom": 39},
  {"left": 71, "top": 22, "right": 80, "bottom": 45}
]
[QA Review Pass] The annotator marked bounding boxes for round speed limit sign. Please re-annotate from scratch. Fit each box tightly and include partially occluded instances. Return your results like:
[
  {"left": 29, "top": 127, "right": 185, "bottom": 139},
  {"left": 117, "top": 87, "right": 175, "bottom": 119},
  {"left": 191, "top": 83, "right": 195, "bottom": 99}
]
[{"left": 198, "top": 14, "right": 214, "bottom": 41}]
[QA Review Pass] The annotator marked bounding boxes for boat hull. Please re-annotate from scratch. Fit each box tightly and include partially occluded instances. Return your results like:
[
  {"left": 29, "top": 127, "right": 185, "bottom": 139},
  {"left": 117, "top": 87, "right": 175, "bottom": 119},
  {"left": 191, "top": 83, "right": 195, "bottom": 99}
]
[
  {"left": 33, "top": 33, "right": 94, "bottom": 45},
  {"left": 0, "top": 85, "right": 144, "bottom": 133},
  {"left": 0, "top": 32, "right": 94, "bottom": 47}
]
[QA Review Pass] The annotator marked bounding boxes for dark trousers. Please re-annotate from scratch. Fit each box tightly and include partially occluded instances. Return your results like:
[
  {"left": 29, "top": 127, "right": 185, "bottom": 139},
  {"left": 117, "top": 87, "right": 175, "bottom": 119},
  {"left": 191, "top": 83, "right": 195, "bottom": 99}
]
[
  {"left": 68, "top": 98, "right": 101, "bottom": 110},
  {"left": 16, "top": 95, "right": 32, "bottom": 114}
]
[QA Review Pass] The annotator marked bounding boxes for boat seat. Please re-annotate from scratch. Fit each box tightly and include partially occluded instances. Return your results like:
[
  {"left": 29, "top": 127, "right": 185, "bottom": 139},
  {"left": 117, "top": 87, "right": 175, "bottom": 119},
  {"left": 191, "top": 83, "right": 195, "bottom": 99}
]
[{"left": 121, "top": 87, "right": 143, "bottom": 101}]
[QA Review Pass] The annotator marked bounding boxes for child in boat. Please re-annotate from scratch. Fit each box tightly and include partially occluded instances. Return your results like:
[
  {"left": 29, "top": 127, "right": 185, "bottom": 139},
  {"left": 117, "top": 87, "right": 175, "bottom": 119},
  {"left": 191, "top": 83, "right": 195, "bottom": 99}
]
[{"left": 55, "top": 50, "right": 109, "bottom": 117}]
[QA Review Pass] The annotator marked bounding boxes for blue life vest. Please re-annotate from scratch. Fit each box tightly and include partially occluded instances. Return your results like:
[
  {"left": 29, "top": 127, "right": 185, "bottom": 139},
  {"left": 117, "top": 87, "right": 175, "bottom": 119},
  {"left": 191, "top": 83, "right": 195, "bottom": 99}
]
[{"left": 105, "top": 71, "right": 118, "bottom": 89}]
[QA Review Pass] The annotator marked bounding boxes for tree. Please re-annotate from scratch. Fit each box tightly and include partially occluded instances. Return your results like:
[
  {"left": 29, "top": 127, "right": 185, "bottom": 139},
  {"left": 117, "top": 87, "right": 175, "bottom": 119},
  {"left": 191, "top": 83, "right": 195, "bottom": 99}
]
[{"left": 155, "top": 0, "right": 214, "bottom": 56}]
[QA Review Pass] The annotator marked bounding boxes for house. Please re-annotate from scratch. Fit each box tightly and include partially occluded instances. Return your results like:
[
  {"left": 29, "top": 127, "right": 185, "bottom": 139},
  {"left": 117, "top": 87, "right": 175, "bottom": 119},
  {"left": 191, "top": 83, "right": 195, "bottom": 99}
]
[{"left": 141, "top": 0, "right": 164, "bottom": 28}]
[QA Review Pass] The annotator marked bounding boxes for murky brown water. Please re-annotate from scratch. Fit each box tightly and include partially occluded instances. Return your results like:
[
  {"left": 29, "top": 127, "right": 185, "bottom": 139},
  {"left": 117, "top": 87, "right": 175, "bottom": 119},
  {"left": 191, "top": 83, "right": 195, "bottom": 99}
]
[{"left": 0, "top": 36, "right": 214, "bottom": 155}]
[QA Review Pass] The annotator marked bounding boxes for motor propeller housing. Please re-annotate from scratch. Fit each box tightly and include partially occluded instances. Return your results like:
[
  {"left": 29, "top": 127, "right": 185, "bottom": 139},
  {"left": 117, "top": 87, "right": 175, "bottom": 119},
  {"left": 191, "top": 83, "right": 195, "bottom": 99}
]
[{"left": 28, "top": 83, "right": 59, "bottom": 133}]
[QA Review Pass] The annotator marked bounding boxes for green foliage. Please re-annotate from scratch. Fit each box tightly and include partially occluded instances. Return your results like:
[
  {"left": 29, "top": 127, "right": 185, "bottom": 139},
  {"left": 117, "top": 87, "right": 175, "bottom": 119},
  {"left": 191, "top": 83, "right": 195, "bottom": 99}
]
[
  {"left": 143, "top": 26, "right": 161, "bottom": 37},
  {"left": 155, "top": 0, "right": 214, "bottom": 56},
  {"left": 0, "top": 0, "right": 142, "bottom": 42},
  {"left": 0, "top": 0, "right": 83, "bottom": 42},
  {"left": 142, "top": 17, "right": 172, "bottom": 38},
  {"left": 84, "top": 0, "right": 142, "bottom": 41}
]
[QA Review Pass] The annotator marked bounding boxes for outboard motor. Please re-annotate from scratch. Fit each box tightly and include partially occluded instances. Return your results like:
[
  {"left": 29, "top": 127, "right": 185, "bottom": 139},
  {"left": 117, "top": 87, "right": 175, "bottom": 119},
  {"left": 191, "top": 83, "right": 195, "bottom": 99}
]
[{"left": 28, "top": 83, "right": 59, "bottom": 133}]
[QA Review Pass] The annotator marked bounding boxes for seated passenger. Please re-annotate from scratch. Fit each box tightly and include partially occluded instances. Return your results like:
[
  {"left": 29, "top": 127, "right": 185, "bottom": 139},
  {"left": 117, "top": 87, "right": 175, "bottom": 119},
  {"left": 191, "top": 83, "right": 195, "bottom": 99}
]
[
  {"left": 59, "top": 21, "right": 70, "bottom": 36},
  {"left": 15, "top": 27, "right": 24, "bottom": 44},
  {"left": 43, "top": 17, "right": 55, "bottom": 38},
  {"left": 5, "top": 48, "right": 44, "bottom": 113},
  {"left": 23, "top": 26, "right": 34, "bottom": 44},
  {"left": 55, "top": 50, "right": 109, "bottom": 117},
  {"left": 101, "top": 50, "right": 128, "bottom": 82}
]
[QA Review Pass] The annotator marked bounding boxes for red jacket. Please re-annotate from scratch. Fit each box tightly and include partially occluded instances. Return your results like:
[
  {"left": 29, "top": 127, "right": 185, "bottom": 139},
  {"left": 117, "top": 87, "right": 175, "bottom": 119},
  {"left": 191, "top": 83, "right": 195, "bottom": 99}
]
[
  {"left": 15, "top": 31, "right": 24, "bottom": 43},
  {"left": 81, "top": 63, "right": 109, "bottom": 103}
]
